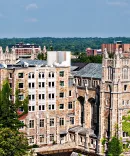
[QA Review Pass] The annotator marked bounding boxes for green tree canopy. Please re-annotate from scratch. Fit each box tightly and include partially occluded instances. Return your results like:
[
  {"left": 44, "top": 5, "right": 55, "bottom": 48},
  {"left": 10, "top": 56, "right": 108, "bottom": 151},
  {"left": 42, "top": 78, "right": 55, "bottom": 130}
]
[
  {"left": 0, "top": 80, "right": 29, "bottom": 155},
  {"left": 0, "top": 128, "right": 28, "bottom": 156},
  {"left": 108, "top": 136, "right": 123, "bottom": 156}
]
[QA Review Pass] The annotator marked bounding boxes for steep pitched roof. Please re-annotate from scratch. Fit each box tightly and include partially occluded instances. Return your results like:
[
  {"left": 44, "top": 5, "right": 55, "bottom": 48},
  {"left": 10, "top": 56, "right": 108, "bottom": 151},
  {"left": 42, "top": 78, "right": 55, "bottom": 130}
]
[{"left": 74, "top": 63, "right": 102, "bottom": 79}]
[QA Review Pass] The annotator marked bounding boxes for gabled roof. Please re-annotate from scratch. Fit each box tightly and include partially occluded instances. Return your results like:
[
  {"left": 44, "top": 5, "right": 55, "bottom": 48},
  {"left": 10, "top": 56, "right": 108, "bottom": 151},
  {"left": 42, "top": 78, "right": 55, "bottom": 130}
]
[{"left": 74, "top": 63, "right": 102, "bottom": 79}]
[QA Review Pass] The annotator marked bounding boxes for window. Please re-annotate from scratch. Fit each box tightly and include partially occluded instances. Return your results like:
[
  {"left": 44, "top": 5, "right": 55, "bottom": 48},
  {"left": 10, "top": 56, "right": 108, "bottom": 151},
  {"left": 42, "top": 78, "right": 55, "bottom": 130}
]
[
  {"left": 59, "top": 104, "right": 64, "bottom": 109},
  {"left": 50, "top": 134, "right": 54, "bottom": 141},
  {"left": 49, "top": 72, "right": 54, "bottom": 78},
  {"left": 123, "top": 68, "right": 128, "bottom": 79},
  {"left": 49, "top": 104, "right": 55, "bottom": 110},
  {"left": 18, "top": 107, "right": 24, "bottom": 112},
  {"left": 48, "top": 93, "right": 55, "bottom": 99},
  {"left": 50, "top": 118, "right": 54, "bottom": 127},
  {"left": 60, "top": 81, "right": 64, "bottom": 86},
  {"left": 40, "top": 119, "right": 44, "bottom": 127},
  {"left": 39, "top": 72, "right": 44, "bottom": 79},
  {"left": 108, "top": 67, "right": 113, "bottom": 80},
  {"left": 52, "top": 93, "right": 54, "bottom": 99},
  {"left": 70, "top": 117, "right": 74, "bottom": 125},
  {"left": 20, "top": 120, "right": 24, "bottom": 129},
  {"left": 52, "top": 82, "right": 54, "bottom": 87},
  {"left": 122, "top": 100, "right": 125, "bottom": 105},
  {"left": 69, "top": 90, "right": 72, "bottom": 96},
  {"left": 9, "top": 95, "right": 12, "bottom": 100},
  {"left": 29, "top": 94, "right": 35, "bottom": 100},
  {"left": 59, "top": 118, "right": 64, "bottom": 126},
  {"left": 29, "top": 106, "right": 35, "bottom": 111},
  {"left": 9, "top": 83, "right": 12, "bottom": 88},
  {"left": 29, "top": 120, "right": 34, "bottom": 128},
  {"left": 39, "top": 82, "right": 45, "bottom": 88},
  {"left": 48, "top": 82, "right": 55, "bottom": 87},
  {"left": 28, "top": 83, "right": 35, "bottom": 89},
  {"left": 39, "top": 94, "right": 45, "bottom": 100},
  {"left": 40, "top": 135, "right": 44, "bottom": 143},
  {"left": 9, "top": 73, "right": 12, "bottom": 78},
  {"left": 124, "top": 85, "right": 127, "bottom": 91},
  {"left": 52, "top": 73, "right": 54, "bottom": 77},
  {"left": 18, "top": 73, "right": 24, "bottom": 78},
  {"left": 59, "top": 92, "right": 64, "bottom": 98},
  {"left": 39, "top": 105, "right": 45, "bottom": 111},
  {"left": 19, "top": 83, "right": 23, "bottom": 89},
  {"left": 59, "top": 71, "right": 64, "bottom": 77},
  {"left": 68, "top": 102, "right": 73, "bottom": 109},
  {"left": 28, "top": 72, "right": 35, "bottom": 79},
  {"left": 19, "top": 94, "right": 24, "bottom": 101},
  {"left": 29, "top": 136, "right": 34, "bottom": 144}
]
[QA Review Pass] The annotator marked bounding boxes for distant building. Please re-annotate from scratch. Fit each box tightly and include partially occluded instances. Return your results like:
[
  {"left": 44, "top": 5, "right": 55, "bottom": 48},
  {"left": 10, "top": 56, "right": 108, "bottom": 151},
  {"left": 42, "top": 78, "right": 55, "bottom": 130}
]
[
  {"left": 0, "top": 43, "right": 47, "bottom": 64},
  {"left": 86, "top": 48, "right": 102, "bottom": 56},
  {"left": 102, "top": 41, "right": 130, "bottom": 56}
]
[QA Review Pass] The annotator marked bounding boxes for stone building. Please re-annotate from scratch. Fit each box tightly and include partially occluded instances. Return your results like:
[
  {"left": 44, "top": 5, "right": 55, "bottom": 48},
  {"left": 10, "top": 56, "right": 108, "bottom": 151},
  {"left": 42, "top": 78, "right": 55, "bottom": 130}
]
[
  {"left": 0, "top": 48, "right": 130, "bottom": 155},
  {"left": 0, "top": 44, "right": 47, "bottom": 64}
]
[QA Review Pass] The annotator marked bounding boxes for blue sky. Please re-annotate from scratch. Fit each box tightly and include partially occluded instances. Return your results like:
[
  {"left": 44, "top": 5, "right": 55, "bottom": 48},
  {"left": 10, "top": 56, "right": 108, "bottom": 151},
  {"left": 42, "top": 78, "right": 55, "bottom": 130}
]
[{"left": 0, "top": 0, "right": 130, "bottom": 38}]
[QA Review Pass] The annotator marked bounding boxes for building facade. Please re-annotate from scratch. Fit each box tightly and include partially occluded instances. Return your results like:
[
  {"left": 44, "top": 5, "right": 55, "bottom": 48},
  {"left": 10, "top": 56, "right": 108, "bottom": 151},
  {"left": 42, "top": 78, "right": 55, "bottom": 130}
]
[
  {"left": 0, "top": 44, "right": 47, "bottom": 64},
  {"left": 0, "top": 49, "right": 130, "bottom": 155}
]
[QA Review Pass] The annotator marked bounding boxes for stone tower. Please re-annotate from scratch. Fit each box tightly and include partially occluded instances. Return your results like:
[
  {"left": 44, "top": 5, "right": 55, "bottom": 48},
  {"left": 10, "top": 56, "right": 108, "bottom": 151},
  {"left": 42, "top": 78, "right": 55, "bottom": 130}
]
[{"left": 99, "top": 48, "right": 130, "bottom": 153}]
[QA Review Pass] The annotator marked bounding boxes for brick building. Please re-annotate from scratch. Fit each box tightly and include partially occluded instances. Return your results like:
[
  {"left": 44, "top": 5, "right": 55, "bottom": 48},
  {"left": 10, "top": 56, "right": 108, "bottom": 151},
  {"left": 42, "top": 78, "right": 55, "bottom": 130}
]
[
  {"left": 86, "top": 48, "right": 102, "bottom": 56},
  {"left": 102, "top": 41, "right": 130, "bottom": 56}
]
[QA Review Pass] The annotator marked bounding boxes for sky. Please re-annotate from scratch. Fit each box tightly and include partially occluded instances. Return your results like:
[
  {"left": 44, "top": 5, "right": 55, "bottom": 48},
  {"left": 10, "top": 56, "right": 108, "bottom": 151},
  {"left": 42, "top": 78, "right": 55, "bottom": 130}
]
[{"left": 0, "top": 0, "right": 130, "bottom": 38}]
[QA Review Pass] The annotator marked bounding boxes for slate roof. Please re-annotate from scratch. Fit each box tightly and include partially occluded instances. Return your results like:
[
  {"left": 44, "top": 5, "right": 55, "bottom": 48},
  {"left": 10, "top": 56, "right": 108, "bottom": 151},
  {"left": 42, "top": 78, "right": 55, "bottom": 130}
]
[
  {"left": 71, "top": 62, "right": 88, "bottom": 71},
  {"left": 74, "top": 63, "right": 102, "bottom": 79},
  {"left": 16, "top": 59, "right": 47, "bottom": 66}
]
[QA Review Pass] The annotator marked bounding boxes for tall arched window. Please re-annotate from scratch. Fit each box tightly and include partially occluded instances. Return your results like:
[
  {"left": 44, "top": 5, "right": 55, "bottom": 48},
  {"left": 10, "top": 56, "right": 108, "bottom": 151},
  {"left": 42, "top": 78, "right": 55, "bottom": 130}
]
[
  {"left": 108, "top": 66, "right": 113, "bottom": 80},
  {"left": 123, "top": 67, "right": 128, "bottom": 79}
]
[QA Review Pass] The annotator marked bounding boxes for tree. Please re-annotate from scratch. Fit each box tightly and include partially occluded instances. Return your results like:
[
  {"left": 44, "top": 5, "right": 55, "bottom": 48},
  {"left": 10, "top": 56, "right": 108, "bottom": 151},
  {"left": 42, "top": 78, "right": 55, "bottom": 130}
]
[
  {"left": 0, "top": 80, "right": 29, "bottom": 155},
  {"left": 0, "top": 81, "right": 28, "bottom": 130},
  {"left": 108, "top": 136, "right": 123, "bottom": 156},
  {"left": 0, "top": 128, "right": 28, "bottom": 156}
]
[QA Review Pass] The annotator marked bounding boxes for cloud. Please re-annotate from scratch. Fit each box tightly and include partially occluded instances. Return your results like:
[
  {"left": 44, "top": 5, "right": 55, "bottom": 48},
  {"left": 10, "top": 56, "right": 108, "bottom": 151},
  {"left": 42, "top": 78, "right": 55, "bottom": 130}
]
[
  {"left": 106, "top": 0, "right": 128, "bottom": 6},
  {"left": 26, "top": 3, "right": 38, "bottom": 10},
  {"left": 25, "top": 18, "right": 38, "bottom": 23}
]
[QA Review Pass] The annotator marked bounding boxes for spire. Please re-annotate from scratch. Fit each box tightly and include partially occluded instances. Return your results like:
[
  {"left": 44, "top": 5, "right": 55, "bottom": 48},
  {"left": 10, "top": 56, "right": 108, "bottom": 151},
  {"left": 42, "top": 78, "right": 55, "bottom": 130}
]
[
  {"left": 0, "top": 46, "right": 3, "bottom": 53},
  {"left": 5, "top": 46, "right": 9, "bottom": 53},
  {"left": 32, "top": 46, "right": 36, "bottom": 54},
  {"left": 115, "top": 48, "right": 119, "bottom": 60},
  {"left": 43, "top": 46, "right": 47, "bottom": 53},
  {"left": 11, "top": 46, "right": 15, "bottom": 54},
  {"left": 119, "top": 48, "right": 123, "bottom": 58},
  {"left": 104, "top": 48, "right": 108, "bottom": 59}
]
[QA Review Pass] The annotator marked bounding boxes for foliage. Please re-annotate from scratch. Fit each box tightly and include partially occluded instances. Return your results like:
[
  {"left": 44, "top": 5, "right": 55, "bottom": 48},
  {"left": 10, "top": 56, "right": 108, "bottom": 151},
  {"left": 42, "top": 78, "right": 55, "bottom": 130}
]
[
  {"left": 0, "top": 128, "right": 28, "bottom": 156},
  {"left": 108, "top": 136, "right": 123, "bottom": 156},
  {"left": 15, "top": 84, "right": 29, "bottom": 118},
  {"left": 122, "top": 112, "right": 130, "bottom": 136},
  {"left": 0, "top": 81, "right": 24, "bottom": 130},
  {"left": 37, "top": 53, "right": 47, "bottom": 60},
  {"left": 101, "top": 137, "right": 107, "bottom": 145},
  {"left": 0, "top": 80, "right": 29, "bottom": 155},
  {"left": 72, "top": 52, "right": 102, "bottom": 63},
  {"left": 1, "top": 37, "right": 130, "bottom": 52}
]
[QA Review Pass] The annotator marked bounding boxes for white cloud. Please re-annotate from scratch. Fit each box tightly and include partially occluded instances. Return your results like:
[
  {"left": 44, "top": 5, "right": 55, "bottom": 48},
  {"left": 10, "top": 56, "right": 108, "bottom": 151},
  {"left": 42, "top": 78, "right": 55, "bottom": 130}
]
[
  {"left": 25, "top": 18, "right": 38, "bottom": 23},
  {"left": 26, "top": 3, "right": 38, "bottom": 10},
  {"left": 106, "top": 0, "right": 128, "bottom": 6}
]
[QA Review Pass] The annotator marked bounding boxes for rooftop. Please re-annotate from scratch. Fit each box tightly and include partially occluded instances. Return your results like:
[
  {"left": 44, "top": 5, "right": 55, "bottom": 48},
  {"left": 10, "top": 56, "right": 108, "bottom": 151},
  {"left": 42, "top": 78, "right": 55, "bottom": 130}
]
[{"left": 74, "top": 63, "right": 102, "bottom": 79}]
